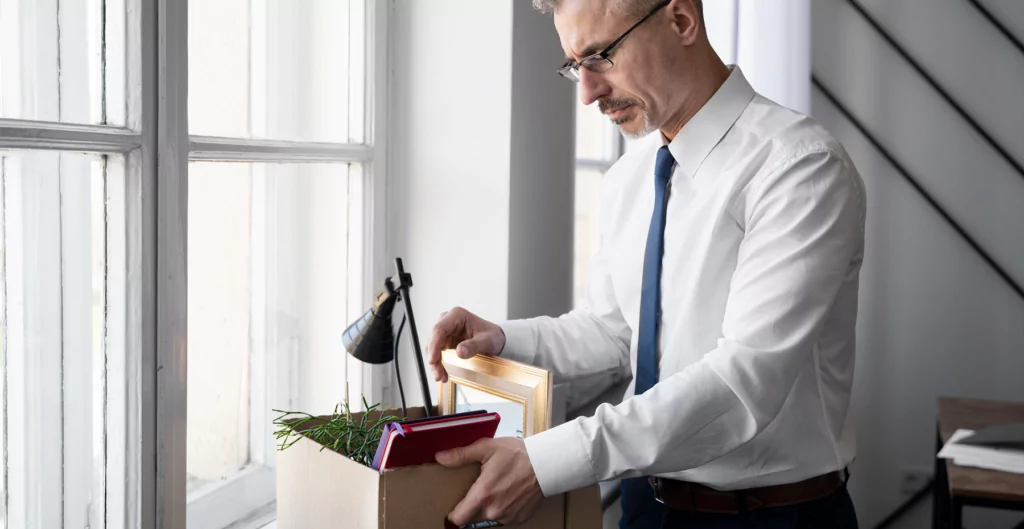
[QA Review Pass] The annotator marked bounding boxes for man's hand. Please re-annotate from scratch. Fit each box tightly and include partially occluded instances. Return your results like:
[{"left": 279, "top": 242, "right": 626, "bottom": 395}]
[
  {"left": 436, "top": 438, "right": 544, "bottom": 527},
  {"left": 427, "top": 307, "right": 506, "bottom": 383}
]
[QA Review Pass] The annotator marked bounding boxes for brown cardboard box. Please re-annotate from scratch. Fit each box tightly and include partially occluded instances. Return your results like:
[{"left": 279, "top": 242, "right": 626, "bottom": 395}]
[{"left": 276, "top": 407, "right": 601, "bottom": 529}]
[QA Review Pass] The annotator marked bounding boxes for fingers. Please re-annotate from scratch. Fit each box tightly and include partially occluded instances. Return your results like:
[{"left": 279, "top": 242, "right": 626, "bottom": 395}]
[
  {"left": 428, "top": 308, "right": 463, "bottom": 382},
  {"left": 427, "top": 307, "right": 503, "bottom": 381},
  {"left": 447, "top": 479, "right": 487, "bottom": 527},
  {"left": 436, "top": 438, "right": 491, "bottom": 468},
  {"left": 445, "top": 438, "right": 542, "bottom": 527},
  {"left": 446, "top": 461, "right": 518, "bottom": 526},
  {"left": 455, "top": 334, "right": 492, "bottom": 359}
]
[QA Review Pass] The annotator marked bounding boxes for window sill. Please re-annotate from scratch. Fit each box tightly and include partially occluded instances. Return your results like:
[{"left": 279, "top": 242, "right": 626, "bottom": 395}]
[{"left": 188, "top": 465, "right": 275, "bottom": 529}]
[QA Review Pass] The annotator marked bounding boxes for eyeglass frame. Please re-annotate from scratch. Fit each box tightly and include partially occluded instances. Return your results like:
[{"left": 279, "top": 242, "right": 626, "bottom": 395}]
[{"left": 557, "top": 0, "right": 672, "bottom": 82}]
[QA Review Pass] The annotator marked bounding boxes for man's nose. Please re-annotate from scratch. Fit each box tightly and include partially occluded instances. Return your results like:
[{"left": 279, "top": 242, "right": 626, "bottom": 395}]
[{"left": 578, "top": 68, "right": 611, "bottom": 106}]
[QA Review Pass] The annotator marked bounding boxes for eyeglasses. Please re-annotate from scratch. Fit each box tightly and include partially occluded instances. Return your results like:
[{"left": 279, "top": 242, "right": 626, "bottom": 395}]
[{"left": 557, "top": 0, "right": 671, "bottom": 82}]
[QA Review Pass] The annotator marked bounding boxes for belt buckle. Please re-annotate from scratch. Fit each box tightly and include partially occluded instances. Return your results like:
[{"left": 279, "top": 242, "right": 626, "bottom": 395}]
[{"left": 648, "top": 477, "right": 665, "bottom": 504}]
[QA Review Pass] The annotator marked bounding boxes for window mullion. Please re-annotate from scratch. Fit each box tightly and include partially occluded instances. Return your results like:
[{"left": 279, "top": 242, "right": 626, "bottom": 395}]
[
  {"left": 155, "top": 0, "right": 189, "bottom": 529},
  {"left": 576, "top": 158, "right": 614, "bottom": 172},
  {"left": 362, "top": 0, "right": 390, "bottom": 407},
  {"left": 0, "top": 119, "right": 142, "bottom": 153},
  {"left": 188, "top": 135, "right": 372, "bottom": 164}
]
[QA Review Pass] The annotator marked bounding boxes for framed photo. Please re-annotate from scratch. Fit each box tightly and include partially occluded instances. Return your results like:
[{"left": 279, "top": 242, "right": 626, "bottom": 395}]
[{"left": 438, "top": 350, "right": 552, "bottom": 439}]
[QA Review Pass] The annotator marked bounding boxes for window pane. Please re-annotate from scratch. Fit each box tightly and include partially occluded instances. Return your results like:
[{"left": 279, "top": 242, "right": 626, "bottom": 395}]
[
  {"left": 187, "top": 162, "right": 364, "bottom": 518},
  {"left": 1, "top": 150, "right": 122, "bottom": 529},
  {"left": 187, "top": 162, "right": 254, "bottom": 491},
  {"left": 575, "top": 85, "right": 618, "bottom": 162},
  {"left": 0, "top": 0, "right": 126, "bottom": 125},
  {"left": 573, "top": 168, "right": 604, "bottom": 308},
  {"left": 188, "top": 0, "right": 367, "bottom": 143}
]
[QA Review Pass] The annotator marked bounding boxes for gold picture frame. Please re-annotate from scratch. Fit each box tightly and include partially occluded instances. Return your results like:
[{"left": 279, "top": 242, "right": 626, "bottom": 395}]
[{"left": 438, "top": 350, "right": 552, "bottom": 438}]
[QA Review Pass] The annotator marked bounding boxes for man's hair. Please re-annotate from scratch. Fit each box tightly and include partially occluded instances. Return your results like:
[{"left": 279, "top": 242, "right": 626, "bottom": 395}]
[{"left": 533, "top": 0, "right": 703, "bottom": 22}]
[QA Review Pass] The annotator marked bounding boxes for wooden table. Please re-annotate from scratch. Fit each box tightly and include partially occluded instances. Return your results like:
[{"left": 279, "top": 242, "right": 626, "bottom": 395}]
[{"left": 933, "top": 397, "right": 1024, "bottom": 529}]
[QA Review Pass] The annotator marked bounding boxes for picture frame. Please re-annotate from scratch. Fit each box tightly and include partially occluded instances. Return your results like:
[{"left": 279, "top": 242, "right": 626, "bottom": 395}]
[{"left": 438, "top": 350, "right": 552, "bottom": 438}]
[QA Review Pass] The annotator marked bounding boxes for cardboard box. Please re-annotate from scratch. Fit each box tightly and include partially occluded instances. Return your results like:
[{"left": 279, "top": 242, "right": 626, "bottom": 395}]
[{"left": 277, "top": 406, "right": 601, "bottom": 529}]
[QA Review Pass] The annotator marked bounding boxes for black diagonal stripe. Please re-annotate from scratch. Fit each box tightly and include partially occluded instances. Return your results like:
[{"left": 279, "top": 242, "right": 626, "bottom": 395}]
[
  {"left": 813, "top": 75, "right": 1024, "bottom": 301},
  {"left": 846, "top": 0, "right": 1024, "bottom": 181},
  {"left": 967, "top": 0, "right": 1024, "bottom": 59}
]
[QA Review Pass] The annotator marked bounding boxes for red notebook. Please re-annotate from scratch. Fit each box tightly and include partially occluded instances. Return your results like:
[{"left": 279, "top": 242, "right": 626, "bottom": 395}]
[{"left": 374, "top": 411, "right": 501, "bottom": 471}]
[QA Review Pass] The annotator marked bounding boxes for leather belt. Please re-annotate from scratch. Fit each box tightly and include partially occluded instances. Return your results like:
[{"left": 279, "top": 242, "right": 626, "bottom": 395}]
[{"left": 648, "top": 471, "right": 845, "bottom": 515}]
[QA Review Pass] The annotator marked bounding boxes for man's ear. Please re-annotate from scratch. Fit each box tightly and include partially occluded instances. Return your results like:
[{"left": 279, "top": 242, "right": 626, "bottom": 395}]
[{"left": 666, "top": 0, "right": 701, "bottom": 45}]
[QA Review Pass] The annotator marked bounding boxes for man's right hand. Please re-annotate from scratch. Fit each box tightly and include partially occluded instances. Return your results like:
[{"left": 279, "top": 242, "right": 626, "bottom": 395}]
[{"left": 427, "top": 307, "right": 506, "bottom": 383}]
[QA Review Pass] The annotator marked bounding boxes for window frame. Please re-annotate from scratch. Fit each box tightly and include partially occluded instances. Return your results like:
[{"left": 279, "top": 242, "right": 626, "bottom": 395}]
[{"left": 0, "top": 0, "right": 390, "bottom": 527}]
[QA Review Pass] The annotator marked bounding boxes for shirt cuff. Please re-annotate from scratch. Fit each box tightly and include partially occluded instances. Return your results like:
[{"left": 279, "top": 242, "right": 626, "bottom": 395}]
[
  {"left": 497, "top": 320, "right": 537, "bottom": 366},
  {"left": 524, "top": 419, "right": 596, "bottom": 496}
]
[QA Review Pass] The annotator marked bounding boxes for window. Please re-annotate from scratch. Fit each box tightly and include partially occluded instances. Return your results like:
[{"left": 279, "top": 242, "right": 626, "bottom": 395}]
[
  {"left": 185, "top": 1, "right": 384, "bottom": 527},
  {"left": 1, "top": 0, "right": 129, "bottom": 526},
  {"left": 187, "top": 1, "right": 387, "bottom": 527},
  {"left": 0, "top": 0, "right": 386, "bottom": 528}
]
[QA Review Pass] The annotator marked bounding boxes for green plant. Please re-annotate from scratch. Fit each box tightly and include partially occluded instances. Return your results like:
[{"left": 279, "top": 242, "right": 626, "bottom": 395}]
[{"left": 273, "top": 396, "right": 403, "bottom": 468}]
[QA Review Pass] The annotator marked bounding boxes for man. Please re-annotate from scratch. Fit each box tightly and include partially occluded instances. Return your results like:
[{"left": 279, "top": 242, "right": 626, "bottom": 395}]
[{"left": 427, "top": 0, "right": 865, "bottom": 527}]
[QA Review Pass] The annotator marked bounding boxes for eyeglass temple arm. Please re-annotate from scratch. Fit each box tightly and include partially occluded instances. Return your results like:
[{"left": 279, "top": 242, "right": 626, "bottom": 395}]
[{"left": 600, "top": 0, "right": 672, "bottom": 57}]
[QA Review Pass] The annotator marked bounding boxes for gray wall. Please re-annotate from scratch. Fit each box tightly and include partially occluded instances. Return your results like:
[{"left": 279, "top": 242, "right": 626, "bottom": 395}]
[
  {"left": 508, "top": 0, "right": 576, "bottom": 320},
  {"left": 812, "top": 0, "right": 1024, "bottom": 527}
]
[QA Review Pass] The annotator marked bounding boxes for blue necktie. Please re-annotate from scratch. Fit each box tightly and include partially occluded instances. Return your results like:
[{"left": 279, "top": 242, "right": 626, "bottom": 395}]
[
  {"left": 620, "top": 146, "right": 676, "bottom": 529},
  {"left": 634, "top": 146, "right": 675, "bottom": 396}
]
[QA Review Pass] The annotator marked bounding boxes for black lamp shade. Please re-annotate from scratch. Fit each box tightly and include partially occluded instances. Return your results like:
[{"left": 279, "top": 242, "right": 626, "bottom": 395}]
[
  {"left": 342, "top": 257, "right": 433, "bottom": 416},
  {"left": 342, "top": 285, "right": 399, "bottom": 365}
]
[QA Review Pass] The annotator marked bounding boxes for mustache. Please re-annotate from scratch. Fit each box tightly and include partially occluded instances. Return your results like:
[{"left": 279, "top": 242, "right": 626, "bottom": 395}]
[{"left": 598, "top": 98, "right": 641, "bottom": 114}]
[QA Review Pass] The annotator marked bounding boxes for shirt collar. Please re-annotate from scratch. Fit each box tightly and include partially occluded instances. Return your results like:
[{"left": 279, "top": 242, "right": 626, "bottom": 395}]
[{"left": 663, "top": 66, "right": 755, "bottom": 179}]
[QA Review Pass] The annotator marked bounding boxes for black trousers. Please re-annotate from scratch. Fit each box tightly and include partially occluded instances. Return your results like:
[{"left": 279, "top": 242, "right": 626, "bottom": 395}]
[{"left": 619, "top": 477, "right": 860, "bottom": 529}]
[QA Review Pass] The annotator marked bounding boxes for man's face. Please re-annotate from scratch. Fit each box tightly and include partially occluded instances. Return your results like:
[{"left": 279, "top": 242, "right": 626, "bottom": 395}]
[{"left": 554, "top": 0, "right": 677, "bottom": 137}]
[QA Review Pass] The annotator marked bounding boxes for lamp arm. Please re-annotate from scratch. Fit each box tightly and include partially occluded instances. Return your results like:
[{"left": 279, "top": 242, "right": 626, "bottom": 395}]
[{"left": 394, "top": 257, "right": 433, "bottom": 417}]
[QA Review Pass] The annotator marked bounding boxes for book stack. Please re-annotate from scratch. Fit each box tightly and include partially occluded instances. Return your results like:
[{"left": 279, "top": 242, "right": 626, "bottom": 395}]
[{"left": 371, "top": 410, "right": 501, "bottom": 471}]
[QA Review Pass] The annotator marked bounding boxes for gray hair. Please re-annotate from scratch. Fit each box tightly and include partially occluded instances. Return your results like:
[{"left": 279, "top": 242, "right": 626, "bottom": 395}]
[{"left": 533, "top": 0, "right": 703, "bottom": 20}]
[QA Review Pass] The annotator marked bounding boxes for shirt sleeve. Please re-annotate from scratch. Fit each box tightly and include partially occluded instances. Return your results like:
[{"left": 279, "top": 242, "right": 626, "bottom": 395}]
[{"left": 523, "top": 149, "right": 866, "bottom": 495}]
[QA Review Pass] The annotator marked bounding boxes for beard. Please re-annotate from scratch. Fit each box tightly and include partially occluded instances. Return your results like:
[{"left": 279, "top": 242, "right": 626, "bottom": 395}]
[{"left": 598, "top": 97, "right": 655, "bottom": 138}]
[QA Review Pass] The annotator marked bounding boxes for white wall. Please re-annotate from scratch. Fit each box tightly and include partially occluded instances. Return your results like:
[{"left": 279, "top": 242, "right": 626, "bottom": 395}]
[
  {"left": 386, "top": 0, "right": 575, "bottom": 409},
  {"left": 812, "top": 0, "right": 1024, "bottom": 527}
]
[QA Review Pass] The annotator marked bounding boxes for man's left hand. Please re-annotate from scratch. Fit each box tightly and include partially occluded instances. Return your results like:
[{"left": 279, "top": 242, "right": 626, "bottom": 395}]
[{"left": 436, "top": 437, "right": 544, "bottom": 527}]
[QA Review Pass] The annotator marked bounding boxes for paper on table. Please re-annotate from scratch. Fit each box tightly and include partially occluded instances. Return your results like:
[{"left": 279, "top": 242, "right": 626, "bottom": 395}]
[{"left": 938, "top": 428, "right": 1024, "bottom": 474}]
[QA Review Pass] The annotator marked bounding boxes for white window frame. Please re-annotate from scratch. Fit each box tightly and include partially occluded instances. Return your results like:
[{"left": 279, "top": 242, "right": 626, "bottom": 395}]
[{"left": 0, "top": 0, "right": 389, "bottom": 527}]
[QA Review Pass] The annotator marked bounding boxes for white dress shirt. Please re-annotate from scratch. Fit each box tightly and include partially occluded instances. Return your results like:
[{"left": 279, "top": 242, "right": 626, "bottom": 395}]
[{"left": 500, "top": 67, "right": 866, "bottom": 496}]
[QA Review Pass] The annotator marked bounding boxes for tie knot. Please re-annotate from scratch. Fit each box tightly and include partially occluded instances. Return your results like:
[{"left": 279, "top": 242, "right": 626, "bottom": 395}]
[{"left": 655, "top": 146, "right": 675, "bottom": 186}]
